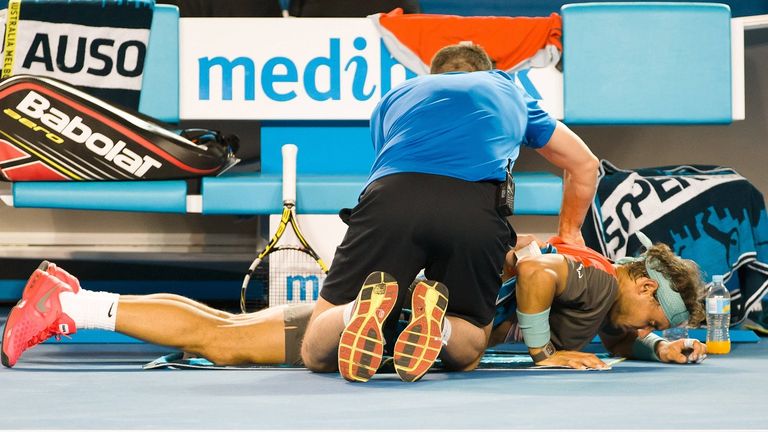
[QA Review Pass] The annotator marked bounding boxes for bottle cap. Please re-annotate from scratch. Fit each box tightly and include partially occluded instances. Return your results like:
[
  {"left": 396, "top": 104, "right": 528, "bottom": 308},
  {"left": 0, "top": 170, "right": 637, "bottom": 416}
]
[{"left": 712, "top": 275, "right": 724, "bottom": 283}]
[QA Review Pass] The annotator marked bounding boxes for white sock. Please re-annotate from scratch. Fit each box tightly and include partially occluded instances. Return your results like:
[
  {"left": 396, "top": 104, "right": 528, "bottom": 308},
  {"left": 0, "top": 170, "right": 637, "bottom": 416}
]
[
  {"left": 59, "top": 289, "right": 120, "bottom": 331},
  {"left": 441, "top": 318, "right": 452, "bottom": 346},
  {"left": 342, "top": 301, "right": 355, "bottom": 326}
]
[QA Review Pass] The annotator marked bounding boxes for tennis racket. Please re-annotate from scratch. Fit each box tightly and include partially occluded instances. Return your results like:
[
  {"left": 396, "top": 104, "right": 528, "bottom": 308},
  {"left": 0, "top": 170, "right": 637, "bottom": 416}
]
[{"left": 240, "top": 144, "right": 329, "bottom": 312}]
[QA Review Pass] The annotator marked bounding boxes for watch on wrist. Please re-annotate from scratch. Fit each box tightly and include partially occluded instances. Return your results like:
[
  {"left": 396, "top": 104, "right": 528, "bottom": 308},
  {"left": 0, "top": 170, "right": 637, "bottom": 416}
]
[{"left": 531, "top": 341, "right": 557, "bottom": 363}]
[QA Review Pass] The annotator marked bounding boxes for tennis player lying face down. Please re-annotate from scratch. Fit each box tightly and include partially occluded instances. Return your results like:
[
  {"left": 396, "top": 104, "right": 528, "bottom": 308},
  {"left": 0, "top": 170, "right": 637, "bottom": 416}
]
[{"left": 491, "top": 233, "right": 708, "bottom": 368}]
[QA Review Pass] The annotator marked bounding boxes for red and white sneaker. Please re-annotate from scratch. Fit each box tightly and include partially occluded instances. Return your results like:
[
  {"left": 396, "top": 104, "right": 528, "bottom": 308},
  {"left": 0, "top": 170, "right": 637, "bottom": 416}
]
[
  {"left": 1, "top": 269, "right": 77, "bottom": 367},
  {"left": 37, "top": 260, "right": 81, "bottom": 294},
  {"left": 337, "top": 271, "right": 399, "bottom": 382},
  {"left": 393, "top": 279, "right": 449, "bottom": 382}
]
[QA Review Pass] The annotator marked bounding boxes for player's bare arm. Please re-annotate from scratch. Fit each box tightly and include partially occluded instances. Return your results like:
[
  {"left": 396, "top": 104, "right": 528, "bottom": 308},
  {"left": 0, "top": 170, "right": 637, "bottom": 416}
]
[
  {"left": 599, "top": 326, "right": 707, "bottom": 364},
  {"left": 515, "top": 255, "right": 608, "bottom": 369}
]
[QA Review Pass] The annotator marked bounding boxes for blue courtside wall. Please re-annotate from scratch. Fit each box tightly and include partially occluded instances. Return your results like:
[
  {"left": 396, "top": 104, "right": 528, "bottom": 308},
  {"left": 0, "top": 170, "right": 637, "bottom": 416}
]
[
  {"left": 138, "top": 4, "right": 180, "bottom": 123},
  {"left": 562, "top": 3, "right": 732, "bottom": 124},
  {"left": 0, "top": 279, "right": 245, "bottom": 302},
  {"left": 420, "top": 0, "right": 766, "bottom": 17},
  {"left": 260, "top": 122, "right": 373, "bottom": 175}
]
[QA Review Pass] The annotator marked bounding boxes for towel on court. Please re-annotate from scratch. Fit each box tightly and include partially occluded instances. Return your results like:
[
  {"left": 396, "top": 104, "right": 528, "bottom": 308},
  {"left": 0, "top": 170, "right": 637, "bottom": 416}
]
[
  {"left": 143, "top": 352, "right": 301, "bottom": 370},
  {"left": 742, "top": 318, "right": 768, "bottom": 336},
  {"left": 475, "top": 351, "right": 623, "bottom": 371},
  {"left": 581, "top": 160, "right": 768, "bottom": 326},
  {"left": 143, "top": 351, "right": 624, "bottom": 371},
  {"left": 370, "top": 8, "right": 562, "bottom": 74},
  {"left": 0, "top": 0, "right": 154, "bottom": 109}
]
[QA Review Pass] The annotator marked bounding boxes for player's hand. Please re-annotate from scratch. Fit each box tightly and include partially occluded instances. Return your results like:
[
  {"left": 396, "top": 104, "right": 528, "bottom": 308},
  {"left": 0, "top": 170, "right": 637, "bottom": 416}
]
[
  {"left": 657, "top": 338, "right": 708, "bottom": 364},
  {"left": 504, "top": 234, "right": 545, "bottom": 278},
  {"left": 535, "top": 350, "right": 609, "bottom": 370}
]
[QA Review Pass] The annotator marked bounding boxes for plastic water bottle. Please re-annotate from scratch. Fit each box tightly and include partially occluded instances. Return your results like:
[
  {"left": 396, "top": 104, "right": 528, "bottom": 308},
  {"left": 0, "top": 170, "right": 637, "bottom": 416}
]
[{"left": 706, "top": 275, "right": 731, "bottom": 354}]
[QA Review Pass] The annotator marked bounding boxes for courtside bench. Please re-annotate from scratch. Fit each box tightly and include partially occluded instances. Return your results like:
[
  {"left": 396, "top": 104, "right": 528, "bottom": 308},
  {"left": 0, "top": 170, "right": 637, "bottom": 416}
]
[
  {"left": 8, "top": 170, "right": 563, "bottom": 215},
  {"left": 5, "top": 2, "right": 746, "bottom": 215},
  {"left": 4, "top": 2, "right": 743, "bottom": 215},
  {"left": 6, "top": 113, "right": 564, "bottom": 215},
  {"left": 1, "top": 4, "right": 563, "bottom": 216}
]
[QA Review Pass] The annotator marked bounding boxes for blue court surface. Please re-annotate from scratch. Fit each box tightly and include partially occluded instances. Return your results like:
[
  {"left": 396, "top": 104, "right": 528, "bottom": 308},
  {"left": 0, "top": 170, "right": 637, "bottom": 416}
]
[{"left": 1, "top": 313, "right": 766, "bottom": 430}]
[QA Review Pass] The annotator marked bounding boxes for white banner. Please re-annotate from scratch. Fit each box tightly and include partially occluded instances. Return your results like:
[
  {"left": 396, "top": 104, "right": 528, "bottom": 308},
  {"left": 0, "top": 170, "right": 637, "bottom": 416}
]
[
  {"left": 179, "top": 18, "right": 564, "bottom": 120},
  {"left": 3, "top": 20, "right": 148, "bottom": 90}
]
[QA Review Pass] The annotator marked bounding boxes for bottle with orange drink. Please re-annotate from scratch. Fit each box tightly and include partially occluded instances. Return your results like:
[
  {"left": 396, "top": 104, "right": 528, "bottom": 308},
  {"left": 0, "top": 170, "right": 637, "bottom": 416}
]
[{"left": 706, "top": 275, "right": 731, "bottom": 354}]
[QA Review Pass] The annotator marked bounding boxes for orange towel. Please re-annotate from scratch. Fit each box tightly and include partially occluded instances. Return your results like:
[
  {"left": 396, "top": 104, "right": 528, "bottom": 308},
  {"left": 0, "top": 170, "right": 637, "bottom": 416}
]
[
  {"left": 548, "top": 236, "right": 617, "bottom": 276},
  {"left": 373, "top": 8, "right": 562, "bottom": 73}
]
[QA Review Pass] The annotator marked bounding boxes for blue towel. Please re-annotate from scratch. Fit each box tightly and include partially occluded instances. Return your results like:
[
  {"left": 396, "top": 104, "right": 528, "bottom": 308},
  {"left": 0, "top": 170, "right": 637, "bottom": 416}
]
[
  {"left": 0, "top": 0, "right": 154, "bottom": 109},
  {"left": 583, "top": 160, "right": 768, "bottom": 326}
]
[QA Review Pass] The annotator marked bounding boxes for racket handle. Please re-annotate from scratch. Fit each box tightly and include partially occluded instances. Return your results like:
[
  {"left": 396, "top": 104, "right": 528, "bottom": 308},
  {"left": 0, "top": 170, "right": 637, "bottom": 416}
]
[{"left": 282, "top": 143, "right": 298, "bottom": 205}]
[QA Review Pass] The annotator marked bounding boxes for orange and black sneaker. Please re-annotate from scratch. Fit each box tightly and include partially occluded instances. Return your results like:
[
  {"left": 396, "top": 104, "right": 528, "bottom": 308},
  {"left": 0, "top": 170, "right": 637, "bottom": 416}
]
[
  {"left": 393, "top": 279, "right": 449, "bottom": 382},
  {"left": 337, "top": 271, "right": 399, "bottom": 382}
]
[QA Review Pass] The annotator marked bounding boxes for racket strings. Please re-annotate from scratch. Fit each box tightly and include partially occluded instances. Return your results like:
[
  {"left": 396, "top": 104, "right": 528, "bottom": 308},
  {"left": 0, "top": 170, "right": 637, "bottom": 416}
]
[
  {"left": 243, "top": 263, "right": 269, "bottom": 312},
  {"left": 268, "top": 247, "right": 327, "bottom": 306}
]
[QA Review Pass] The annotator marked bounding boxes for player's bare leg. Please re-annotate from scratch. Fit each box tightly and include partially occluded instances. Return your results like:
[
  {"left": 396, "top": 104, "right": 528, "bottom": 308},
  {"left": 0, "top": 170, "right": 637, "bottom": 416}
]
[
  {"left": 123, "top": 294, "right": 244, "bottom": 320},
  {"left": 2, "top": 265, "right": 294, "bottom": 367},
  {"left": 116, "top": 298, "right": 288, "bottom": 365}
]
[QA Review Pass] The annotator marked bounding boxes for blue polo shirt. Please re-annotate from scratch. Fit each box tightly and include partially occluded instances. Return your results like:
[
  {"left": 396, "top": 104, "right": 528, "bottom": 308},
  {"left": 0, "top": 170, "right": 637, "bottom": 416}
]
[{"left": 367, "top": 70, "right": 556, "bottom": 188}]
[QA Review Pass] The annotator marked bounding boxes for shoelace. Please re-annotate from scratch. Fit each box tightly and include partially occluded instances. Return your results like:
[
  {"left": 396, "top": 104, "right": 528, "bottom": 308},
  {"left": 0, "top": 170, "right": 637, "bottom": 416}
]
[{"left": 25, "top": 324, "right": 71, "bottom": 348}]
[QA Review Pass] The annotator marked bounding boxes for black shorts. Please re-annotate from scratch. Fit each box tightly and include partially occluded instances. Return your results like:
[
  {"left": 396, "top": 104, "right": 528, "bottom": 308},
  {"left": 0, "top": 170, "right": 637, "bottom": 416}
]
[{"left": 320, "top": 173, "right": 515, "bottom": 328}]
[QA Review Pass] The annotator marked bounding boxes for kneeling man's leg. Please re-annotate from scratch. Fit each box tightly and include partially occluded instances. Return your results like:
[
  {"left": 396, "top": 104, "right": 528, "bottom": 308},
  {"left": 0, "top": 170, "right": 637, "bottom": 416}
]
[
  {"left": 439, "top": 317, "right": 492, "bottom": 370},
  {"left": 300, "top": 298, "right": 345, "bottom": 372}
]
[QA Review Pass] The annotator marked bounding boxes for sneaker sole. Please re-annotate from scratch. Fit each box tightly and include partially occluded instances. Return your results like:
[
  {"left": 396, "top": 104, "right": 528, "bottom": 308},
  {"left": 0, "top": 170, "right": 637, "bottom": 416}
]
[
  {"left": 337, "top": 271, "right": 398, "bottom": 382},
  {"left": 1, "top": 299, "right": 28, "bottom": 368},
  {"left": 393, "top": 280, "right": 449, "bottom": 382},
  {"left": 1, "top": 316, "right": 12, "bottom": 367}
]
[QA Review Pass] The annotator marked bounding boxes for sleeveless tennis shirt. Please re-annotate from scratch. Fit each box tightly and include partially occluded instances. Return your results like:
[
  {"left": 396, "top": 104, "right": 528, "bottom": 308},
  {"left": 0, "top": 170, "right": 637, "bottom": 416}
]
[{"left": 496, "top": 237, "right": 619, "bottom": 351}]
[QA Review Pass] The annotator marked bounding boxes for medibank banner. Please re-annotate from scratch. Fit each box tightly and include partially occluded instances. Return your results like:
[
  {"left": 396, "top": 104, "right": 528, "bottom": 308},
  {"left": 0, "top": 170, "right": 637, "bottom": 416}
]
[{"left": 179, "top": 18, "right": 563, "bottom": 120}]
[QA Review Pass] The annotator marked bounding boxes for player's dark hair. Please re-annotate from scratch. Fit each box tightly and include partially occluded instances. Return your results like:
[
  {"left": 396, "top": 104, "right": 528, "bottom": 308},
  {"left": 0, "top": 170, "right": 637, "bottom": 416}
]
[
  {"left": 430, "top": 43, "right": 494, "bottom": 74},
  {"left": 622, "top": 243, "right": 706, "bottom": 326}
]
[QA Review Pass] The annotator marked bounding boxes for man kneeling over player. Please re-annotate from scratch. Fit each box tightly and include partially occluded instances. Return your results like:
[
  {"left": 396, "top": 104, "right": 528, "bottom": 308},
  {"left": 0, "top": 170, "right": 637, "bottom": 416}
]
[{"left": 1, "top": 233, "right": 706, "bottom": 374}]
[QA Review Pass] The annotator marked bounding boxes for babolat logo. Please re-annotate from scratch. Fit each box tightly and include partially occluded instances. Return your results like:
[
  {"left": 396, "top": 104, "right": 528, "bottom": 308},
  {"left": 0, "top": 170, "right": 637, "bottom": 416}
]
[{"left": 7, "top": 91, "right": 162, "bottom": 176}]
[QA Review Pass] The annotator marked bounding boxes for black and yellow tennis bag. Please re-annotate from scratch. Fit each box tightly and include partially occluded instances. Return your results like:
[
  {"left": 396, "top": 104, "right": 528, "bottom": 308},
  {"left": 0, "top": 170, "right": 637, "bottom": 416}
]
[{"left": 0, "top": 75, "right": 239, "bottom": 181}]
